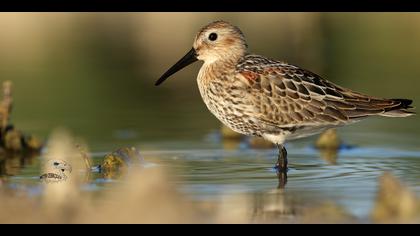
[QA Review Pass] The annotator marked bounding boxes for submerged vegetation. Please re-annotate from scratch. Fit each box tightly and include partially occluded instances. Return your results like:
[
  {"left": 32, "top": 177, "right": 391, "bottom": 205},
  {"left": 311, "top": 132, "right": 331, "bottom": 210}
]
[
  {"left": 0, "top": 81, "right": 43, "bottom": 184},
  {"left": 0, "top": 81, "right": 42, "bottom": 154}
]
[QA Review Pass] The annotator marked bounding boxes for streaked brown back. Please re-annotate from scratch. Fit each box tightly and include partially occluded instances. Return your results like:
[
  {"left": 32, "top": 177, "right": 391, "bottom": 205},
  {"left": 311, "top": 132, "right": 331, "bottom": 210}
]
[{"left": 235, "top": 54, "right": 414, "bottom": 129}]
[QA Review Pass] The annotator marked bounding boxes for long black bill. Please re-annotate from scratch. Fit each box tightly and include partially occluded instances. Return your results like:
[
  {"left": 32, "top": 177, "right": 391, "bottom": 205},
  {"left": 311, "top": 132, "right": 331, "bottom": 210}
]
[{"left": 155, "top": 48, "right": 198, "bottom": 86}]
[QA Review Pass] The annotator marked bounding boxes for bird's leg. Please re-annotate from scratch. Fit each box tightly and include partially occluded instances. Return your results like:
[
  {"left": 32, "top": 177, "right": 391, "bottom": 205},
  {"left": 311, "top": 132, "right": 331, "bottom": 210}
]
[
  {"left": 275, "top": 144, "right": 288, "bottom": 172},
  {"left": 277, "top": 171, "right": 287, "bottom": 189}
]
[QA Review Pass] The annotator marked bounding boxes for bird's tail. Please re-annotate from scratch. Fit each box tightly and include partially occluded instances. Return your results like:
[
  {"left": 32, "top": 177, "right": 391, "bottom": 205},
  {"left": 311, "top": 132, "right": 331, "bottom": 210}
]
[
  {"left": 379, "top": 98, "right": 415, "bottom": 117},
  {"left": 338, "top": 96, "right": 415, "bottom": 119}
]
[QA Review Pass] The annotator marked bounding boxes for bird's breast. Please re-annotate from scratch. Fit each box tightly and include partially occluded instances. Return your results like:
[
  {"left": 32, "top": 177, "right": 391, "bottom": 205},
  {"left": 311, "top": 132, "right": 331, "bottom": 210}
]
[{"left": 197, "top": 64, "right": 260, "bottom": 136}]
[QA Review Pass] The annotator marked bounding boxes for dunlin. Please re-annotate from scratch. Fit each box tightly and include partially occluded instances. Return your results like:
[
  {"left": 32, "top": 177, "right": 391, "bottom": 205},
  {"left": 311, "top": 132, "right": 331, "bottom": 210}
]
[{"left": 155, "top": 20, "right": 414, "bottom": 172}]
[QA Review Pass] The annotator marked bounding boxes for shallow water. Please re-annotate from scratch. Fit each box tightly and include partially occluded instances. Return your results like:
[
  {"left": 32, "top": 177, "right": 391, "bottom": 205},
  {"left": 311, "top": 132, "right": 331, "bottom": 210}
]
[
  {"left": 3, "top": 128, "right": 420, "bottom": 221},
  {"left": 146, "top": 141, "right": 420, "bottom": 219},
  {"left": 1, "top": 13, "right": 420, "bottom": 222}
]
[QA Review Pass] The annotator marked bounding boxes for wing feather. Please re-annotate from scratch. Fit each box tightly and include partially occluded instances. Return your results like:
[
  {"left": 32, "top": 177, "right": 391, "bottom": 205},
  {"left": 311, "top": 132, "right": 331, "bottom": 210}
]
[{"left": 235, "top": 55, "right": 414, "bottom": 131}]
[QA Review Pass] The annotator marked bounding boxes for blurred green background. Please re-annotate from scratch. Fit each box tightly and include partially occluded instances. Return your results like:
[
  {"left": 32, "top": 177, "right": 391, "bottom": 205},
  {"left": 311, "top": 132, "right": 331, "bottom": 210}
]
[{"left": 1, "top": 13, "right": 419, "bottom": 151}]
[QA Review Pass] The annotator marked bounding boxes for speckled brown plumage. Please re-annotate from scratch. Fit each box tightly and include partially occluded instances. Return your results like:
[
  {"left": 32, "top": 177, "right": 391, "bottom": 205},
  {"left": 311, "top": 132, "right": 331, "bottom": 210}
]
[
  {"left": 234, "top": 55, "right": 413, "bottom": 136},
  {"left": 157, "top": 20, "right": 415, "bottom": 172},
  {"left": 197, "top": 52, "right": 413, "bottom": 144},
  {"left": 192, "top": 22, "right": 414, "bottom": 144}
]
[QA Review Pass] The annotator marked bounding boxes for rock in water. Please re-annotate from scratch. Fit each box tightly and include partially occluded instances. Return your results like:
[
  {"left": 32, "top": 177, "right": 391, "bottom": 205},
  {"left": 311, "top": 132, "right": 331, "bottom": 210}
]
[
  {"left": 100, "top": 147, "right": 143, "bottom": 178},
  {"left": 372, "top": 172, "right": 419, "bottom": 223},
  {"left": 315, "top": 129, "right": 341, "bottom": 150},
  {"left": 4, "top": 129, "right": 23, "bottom": 152},
  {"left": 40, "top": 159, "right": 72, "bottom": 184}
]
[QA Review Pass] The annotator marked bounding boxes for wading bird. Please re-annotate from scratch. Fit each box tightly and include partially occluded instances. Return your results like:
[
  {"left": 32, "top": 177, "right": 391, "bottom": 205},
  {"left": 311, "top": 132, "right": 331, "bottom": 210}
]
[{"left": 155, "top": 20, "right": 414, "bottom": 172}]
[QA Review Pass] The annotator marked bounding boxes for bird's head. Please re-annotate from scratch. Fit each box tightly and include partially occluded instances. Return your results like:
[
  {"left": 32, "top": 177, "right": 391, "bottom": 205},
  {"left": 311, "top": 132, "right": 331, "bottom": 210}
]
[{"left": 155, "top": 20, "right": 247, "bottom": 86}]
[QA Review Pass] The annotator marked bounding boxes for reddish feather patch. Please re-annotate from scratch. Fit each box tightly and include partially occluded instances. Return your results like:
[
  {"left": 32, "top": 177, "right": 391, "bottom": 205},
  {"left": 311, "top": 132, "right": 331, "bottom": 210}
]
[{"left": 240, "top": 71, "right": 258, "bottom": 82}]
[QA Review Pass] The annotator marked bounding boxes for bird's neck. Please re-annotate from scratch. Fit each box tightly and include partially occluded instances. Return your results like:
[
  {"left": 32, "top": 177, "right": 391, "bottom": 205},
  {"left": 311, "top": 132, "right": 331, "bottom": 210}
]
[
  {"left": 203, "top": 52, "right": 245, "bottom": 71},
  {"left": 200, "top": 59, "right": 235, "bottom": 82}
]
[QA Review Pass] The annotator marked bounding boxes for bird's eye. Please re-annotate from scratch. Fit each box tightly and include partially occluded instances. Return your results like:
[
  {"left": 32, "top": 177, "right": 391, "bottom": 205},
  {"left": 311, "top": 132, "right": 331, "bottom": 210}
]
[
  {"left": 53, "top": 162, "right": 59, "bottom": 166},
  {"left": 208, "top": 33, "right": 218, "bottom": 41}
]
